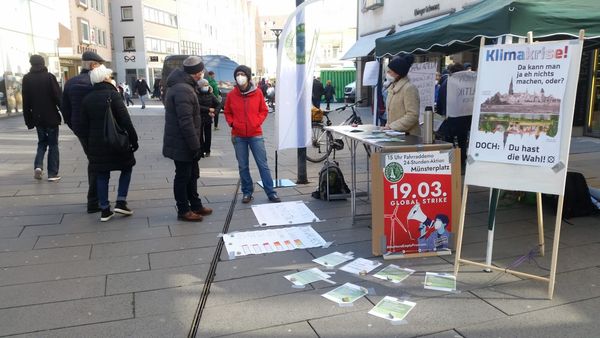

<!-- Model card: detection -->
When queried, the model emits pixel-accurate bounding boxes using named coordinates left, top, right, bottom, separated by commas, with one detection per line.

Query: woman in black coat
left=80, top=65, right=139, bottom=222
left=197, top=79, right=220, bottom=157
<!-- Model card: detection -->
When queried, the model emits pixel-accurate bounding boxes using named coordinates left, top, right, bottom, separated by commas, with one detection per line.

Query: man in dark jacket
left=61, top=50, right=104, bottom=213
left=134, top=77, right=151, bottom=109
left=163, top=56, right=212, bottom=222
left=312, top=77, right=324, bottom=108
left=22, top=54, right=63, bottom=182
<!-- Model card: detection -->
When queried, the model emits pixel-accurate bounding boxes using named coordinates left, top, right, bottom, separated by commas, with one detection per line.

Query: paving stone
left=197, top=288, right=373, bottom=337
left=0, top=226, right=22, bottom=238
left=135, top=284, right=202, bottom=318
left=553, top=222, right=600, bottom=247
left=106, top=263, right=209, bottom=294
left=166, top=219, right=225, bottom=235
left=91, top=234, right=218, bottom=258
left=418, top=330, right=464, bottom=338
left=149, top=246, right=216, bottom=269
left=218, top=321, right=319, bottom=338
left=458, top=234, right=557, bottom=262
left=0, top=245, right=90, bottom=268
left=457, top=296, right=600, bottom=338
left=205, top=270, right=311, bottom=308
left=0, top=255, right=148, bottom=287
left=319, top=227, right=372, bottom=245
left=34, top=227, right=170, bottom=249
left=0, top=294, right=133, bottom=336
left=20, top=217, right=150, bottom=237
left=308, top=240, right=374, bottom=261
left=0, top=214, right=63, bottom=227
left=0, top=237, right=37, bottom=252
left=214, top=250, right=317, bottom=282
left=309, top=293, right=505, bottom=338
left=0, top=276, right=105, bottom=309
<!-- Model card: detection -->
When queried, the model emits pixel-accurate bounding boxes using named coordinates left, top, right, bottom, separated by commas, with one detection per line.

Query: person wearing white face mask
left=196, top=79, right=219, bottom=157
left=382, top=54, right=420, bottom=136
left=224, top=65, right=281, bottom=204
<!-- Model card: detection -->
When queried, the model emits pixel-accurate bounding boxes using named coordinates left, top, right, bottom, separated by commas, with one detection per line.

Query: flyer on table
left=469, top=40, right=575, bottom=168
left=382, top=151, right=453, bottom=254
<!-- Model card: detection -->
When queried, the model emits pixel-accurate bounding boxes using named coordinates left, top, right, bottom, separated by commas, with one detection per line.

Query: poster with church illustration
left=468, top=40, right=573, bottom=168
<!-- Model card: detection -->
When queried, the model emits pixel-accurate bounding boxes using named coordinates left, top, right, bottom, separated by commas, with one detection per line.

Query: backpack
left=311, top=160, right=351, bottom=200
left=562, top=171, right=596, bottom=219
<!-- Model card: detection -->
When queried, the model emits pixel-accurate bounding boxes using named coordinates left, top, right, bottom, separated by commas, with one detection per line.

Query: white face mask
left=236, top=75, right=248, bottom=86
left=385, top=73, right=396, bottom=83
left=200, top=87, right=209, bottom=93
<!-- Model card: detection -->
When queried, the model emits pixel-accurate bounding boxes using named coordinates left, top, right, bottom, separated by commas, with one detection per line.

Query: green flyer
left=284, top=268, right=331, bottom=286
left=369, top=296, right=416, bottom=322
left=424, top=272, right=456, bottom=292
left=321, top=282, right=368, bottom=304
left=373, top=265, right=415, bottom=283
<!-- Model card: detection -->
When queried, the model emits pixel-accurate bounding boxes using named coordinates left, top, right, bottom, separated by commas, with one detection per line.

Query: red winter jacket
left=224, top=84, right=268, bottom=137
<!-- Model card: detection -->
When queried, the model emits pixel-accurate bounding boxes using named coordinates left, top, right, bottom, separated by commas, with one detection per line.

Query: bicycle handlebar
left=322, top=99, right=364, bottom=114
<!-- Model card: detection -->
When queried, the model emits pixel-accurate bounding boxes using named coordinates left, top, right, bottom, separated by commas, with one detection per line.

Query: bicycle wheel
left=306, top=124, right=333, bottom=163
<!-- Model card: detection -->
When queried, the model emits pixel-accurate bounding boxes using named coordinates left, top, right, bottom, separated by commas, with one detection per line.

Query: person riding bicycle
left=383, top=54, right=420, bottom=136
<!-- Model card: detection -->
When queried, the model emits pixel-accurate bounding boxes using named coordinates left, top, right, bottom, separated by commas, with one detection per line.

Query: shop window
left=121, top=6, right=133, bottom=21
left=123, top=36, right=136, bottom=51
left=78, top=0, right=89, bottom=9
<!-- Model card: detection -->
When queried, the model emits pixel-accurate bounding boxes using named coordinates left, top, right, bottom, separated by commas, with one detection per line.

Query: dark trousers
left=78, top=136, right=98, bottom=208
left=213, top=109, right=220, bottom=128
left=173, top=160, right=203, bottom=215
left=312, top=97, right=321, bottom=108
left=202, top=121, right=212, bottom=154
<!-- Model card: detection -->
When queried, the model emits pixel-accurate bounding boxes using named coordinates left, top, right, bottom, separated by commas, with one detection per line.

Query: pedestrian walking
left=224, top=65, right=281, bottom=204
left=382, top=54, right=421, bottom=136
left=79, top=65, right=139, bottom=222
left=324, top=80, right=335, bottom=110
left=152, top=78, right=161, bottom=99
left=22, top=54, right=63, bottom=182
left=122, top=82, right=134, bottom=106
left=206, top=71, right=222, bottom=130
left=134, top=77, right=151, bottom=109
left=162, top=56, right=212, bottom=222
left=197, top=79, right=219, bottom=157
left=61, top=50, right=105, bottom=213
left=312, top=77, right=324, bottom=108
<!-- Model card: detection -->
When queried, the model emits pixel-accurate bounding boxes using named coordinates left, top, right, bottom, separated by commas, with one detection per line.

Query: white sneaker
left=34, top=168, right=43, bottom=180
left=47, top=176, right=61, bottom=182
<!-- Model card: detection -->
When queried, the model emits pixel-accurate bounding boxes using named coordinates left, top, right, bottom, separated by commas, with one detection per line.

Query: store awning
left=341, top=29, right=391, bottom=60
left=375, top=0, right=600, bottom=57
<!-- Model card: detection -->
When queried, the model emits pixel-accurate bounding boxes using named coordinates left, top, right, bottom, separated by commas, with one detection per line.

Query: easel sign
left=454, top=33, right=584, bottom=299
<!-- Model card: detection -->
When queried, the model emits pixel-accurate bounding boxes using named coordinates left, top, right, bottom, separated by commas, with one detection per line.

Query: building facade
left=0, top=0, right=60, bottom=116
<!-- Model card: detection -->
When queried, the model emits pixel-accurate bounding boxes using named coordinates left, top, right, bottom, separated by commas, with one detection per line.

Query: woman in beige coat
left=383, top=55, right=421, bottom=136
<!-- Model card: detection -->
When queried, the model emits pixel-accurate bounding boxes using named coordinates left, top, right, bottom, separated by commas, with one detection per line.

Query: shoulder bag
left=104, top=97, right=130, bottom=153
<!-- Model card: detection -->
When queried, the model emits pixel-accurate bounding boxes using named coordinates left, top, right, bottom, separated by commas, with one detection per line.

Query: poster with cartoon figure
left=382, top=151, right=452, bottom=254
left=469, top=40, right=574, bottom=168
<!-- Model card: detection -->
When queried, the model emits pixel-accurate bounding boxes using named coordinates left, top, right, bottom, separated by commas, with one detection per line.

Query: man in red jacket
left=224, top=65, right=280, bottom=204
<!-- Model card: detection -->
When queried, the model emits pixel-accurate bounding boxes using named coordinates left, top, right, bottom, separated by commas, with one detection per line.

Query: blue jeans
left=34, top=126, right=59, bottom=177
left=139, top=94, right=147, bottom=107
left=96, top=169, right=132, bottom=209
left=231, top=136, right=275, bottom=197
left=173, top=160, right=203, bottom=215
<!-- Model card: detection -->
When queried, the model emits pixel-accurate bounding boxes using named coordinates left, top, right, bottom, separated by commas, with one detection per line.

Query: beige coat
left=385, top=77, right=420, bottom=136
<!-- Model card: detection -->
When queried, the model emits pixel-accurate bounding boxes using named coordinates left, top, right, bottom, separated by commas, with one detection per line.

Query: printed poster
left=382, top=151, right=452, bottom=254
left=469, top=40, right=573, bottom=167
left=446, top=70, right=477, bottom=118
left=408, top=62, right=437, bottom=122
left=251, top=201, right=320, bottom=227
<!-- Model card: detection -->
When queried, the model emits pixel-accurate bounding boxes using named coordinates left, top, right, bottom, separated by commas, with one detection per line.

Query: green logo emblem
left=384, top=162, right=403, bottom=183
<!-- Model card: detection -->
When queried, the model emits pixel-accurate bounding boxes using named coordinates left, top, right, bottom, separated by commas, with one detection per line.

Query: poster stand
left=453, top=30, right=585, bottom=299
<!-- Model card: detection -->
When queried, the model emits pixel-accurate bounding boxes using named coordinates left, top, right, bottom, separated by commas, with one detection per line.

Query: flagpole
left=296, top=0, right=308, bottom=184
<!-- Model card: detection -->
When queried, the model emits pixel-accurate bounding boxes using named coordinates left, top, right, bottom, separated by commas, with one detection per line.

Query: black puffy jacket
left=22, top=65, right=62, bottom=129
left=80, top=82, right=138, bottom=172
left=61, top=70, right=93, bottom=136
left=162, top=69, right=202, bottom=162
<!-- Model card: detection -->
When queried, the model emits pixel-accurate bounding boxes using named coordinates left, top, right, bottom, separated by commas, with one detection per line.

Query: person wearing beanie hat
left=383, top=54, right=421, bottom=136
left=79, top=62, right=139, bottom=222
left=61, top=50, right=106, bottom=212
left=224, top=65, right=281, bottom=204
left=162, top=55, right=212, bottom=222
left=196, top=78, right=219, bottom=157
left=22, top=54, right=63, bottom=181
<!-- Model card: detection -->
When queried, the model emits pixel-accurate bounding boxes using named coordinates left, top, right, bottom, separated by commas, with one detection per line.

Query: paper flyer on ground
left=373, top=265, right=415, bottom=283
left=251, top=201, right=320, bottom=226
left=339, top=258, right=382, bottom=275
left=284, top=268, right=331, bottom=286
left=381, top=151, right=453, bottom=254
left=469, top=40, right=577, bottom=168
left=223, top=225, right=326, bottom=257
left=424, top=272, right=456, bottom=292
left=312, top=252, right=354, bottom=268
left=368, top=296, right=416, bottom=322
left=321, top=282, right=368, bottom=304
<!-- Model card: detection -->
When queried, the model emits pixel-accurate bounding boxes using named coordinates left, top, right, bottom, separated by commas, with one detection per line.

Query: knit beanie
left=234, top=65, right=252, bottom=79
left=183, top=56, right=204, bottom=74
left=29, top=54, right=45, bottom=66
left=388, top=54, right=415, bottom=77
left=89, top=64, right=113, bottom=84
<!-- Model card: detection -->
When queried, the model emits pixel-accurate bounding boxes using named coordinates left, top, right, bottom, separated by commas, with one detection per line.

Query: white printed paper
left=408, top=62, right=437, bottom=122
left=312, top=252, right=354, bottom=268
left=339, top=258, right=382, bottom=275
left=223, top=225, right=326, bottom=258
left=252, top=201, right=320, bottom=226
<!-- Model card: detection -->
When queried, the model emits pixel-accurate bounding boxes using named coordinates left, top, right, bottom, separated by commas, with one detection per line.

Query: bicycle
left=306, top=100, right=364, bottom=163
